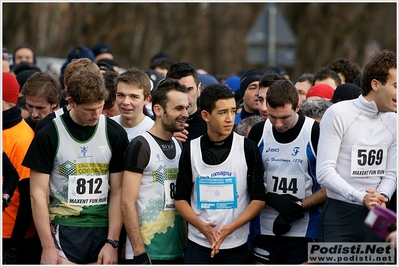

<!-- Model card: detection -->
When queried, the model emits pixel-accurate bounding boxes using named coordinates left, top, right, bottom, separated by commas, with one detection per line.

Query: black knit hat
left=16, top=70, right=38, bottom=92
left=331, top=83, right=361, bottom=103
left=235, top=69, right=265, bottom=101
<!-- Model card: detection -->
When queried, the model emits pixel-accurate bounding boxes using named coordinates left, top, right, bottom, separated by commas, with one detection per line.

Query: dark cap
left=67, top=45, right=95, bottom=63
left=16, top=70, right=38, bottom=92
left=331, top=83, right=361, bottom=103
left=91, top=42, right=113, bottom=57
left=265, top=65, right=288, bottom=76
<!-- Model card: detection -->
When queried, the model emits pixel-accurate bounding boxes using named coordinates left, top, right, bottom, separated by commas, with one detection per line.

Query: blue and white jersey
left=257, top=116, right=320, bottom=238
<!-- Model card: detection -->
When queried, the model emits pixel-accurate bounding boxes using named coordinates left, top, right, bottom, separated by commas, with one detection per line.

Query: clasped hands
left=201, top=221, right=232, bottom=258
left=363, top=188, right=388, bottom=210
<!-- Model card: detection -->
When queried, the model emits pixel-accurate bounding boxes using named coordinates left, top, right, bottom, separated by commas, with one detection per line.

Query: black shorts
left=51, top=224, right=108, bottom=264
left=318, top=198, right=382, bottom=242
left=252, top=234, right=315, bottom=264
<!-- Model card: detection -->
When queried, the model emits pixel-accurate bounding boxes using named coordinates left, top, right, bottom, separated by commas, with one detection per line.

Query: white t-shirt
left=111, top=115, right=154, bottom=141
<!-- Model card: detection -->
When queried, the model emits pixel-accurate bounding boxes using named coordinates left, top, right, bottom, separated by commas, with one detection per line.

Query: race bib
left=196, top=176, right=237, bottom=210
left=68, top=174, right=108, bottom=205
left=266, top=172, right=305, bottom=199
left=164, top=179, right=176, bottom=210
left=351, top=146, right=388, bottom=177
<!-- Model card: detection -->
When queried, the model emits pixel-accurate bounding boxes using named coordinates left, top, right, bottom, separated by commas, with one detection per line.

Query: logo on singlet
left=292, top=146, right=300, bottom=156
left=265, top=147, right=279, bottom=153
left=80, top=146, right=88, bottom=157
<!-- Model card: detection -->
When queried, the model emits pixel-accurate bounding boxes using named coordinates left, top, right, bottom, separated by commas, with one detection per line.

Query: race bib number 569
left=351, top=146, right=388, bottom=177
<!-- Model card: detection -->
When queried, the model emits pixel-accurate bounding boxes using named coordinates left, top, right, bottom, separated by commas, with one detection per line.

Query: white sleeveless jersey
left=50, top=115, right=112, bottom=227
left=111, top=115, right=154, bottom=142
left=125, top=131, right=185, bottom=260
left=258, top=117, right=319, bottom=238
left=188, top=133, right=250, bottom=249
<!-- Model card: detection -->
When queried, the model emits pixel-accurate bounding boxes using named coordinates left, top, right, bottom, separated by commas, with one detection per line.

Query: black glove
left=132, top=252, right=152, bottom=264
left=3, top=247, right=18, bottom=264
left=265, top=192, right=304, bottom=221
left=273, top=214, right=292, bottom=236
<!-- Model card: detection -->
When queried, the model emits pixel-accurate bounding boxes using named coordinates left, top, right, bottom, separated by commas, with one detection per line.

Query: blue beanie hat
left=60, top=45, right=95, bottom=75
left=224, top=75, right=241, bottom=92
left=198, top=73, right=219, bottom=87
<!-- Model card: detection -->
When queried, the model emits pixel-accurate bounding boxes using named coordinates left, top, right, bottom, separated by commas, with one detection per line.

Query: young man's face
left=161, top=90, right=189, bottom=133
left=70, top=100, right=104, bottom=126
left=178, top=75, right=200, bottom=116
left=266, top=102, right=299, bottom=133
left=116, top=82, right=149, bottom=121
left=257, top=86, right=269, bottom=120
left=374, top=68, right=397, bottom=113
left=243, top=81, right=259, bottom=113
left=25, top=95, right=55, bottom=123
left=203, top=98, right=236, bottom=139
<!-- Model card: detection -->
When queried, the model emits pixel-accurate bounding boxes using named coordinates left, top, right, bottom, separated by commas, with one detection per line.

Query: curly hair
left=66, top=68, right=108, bottom=105
left=327, top=58, right=361, bottom=84
left=361, top=50, right=397, bottom=96
left=299, top=98, right=332, bottom=121
left=64, top=58, right=101, bottom=86
left=235, top=115, right=262, bottom=136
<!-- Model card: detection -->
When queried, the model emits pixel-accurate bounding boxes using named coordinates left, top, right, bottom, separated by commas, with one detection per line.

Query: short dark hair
left=361, top=49, right=396, bottom=96
left=200, top=84, right=234, bottom=114
left=295, top=73, right=314, bottom=84
left=166, top=62, right=199, bottom=85
left=326, top=58, right=361, bottom=84
left=266, top=79, right=299, bottom=110
left=150, top=57, right=175, bottom=71
left=259, top=72, right=287, bottom=88
left=102, top=70, right=118, bottom=110
left=313, top=67, right=341, bottom=87
left=151, top=78, right=188, bottom=113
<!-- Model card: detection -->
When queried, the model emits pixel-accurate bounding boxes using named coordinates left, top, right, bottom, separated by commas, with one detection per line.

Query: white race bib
left=68, top=174, right=109, bottom=206
left=266, top=172, right=305, bottom=199
left=351, top=146, right=388, bottom=177
left=164, top=179, right=176, bottom=210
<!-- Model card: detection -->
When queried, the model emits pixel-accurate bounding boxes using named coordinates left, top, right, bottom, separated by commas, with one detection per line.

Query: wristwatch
left=295, top=200, right=303, bottom=207
left=2, top=193, right=11, bottom=210
left=106, top=239, right=119, bottom=249
left=380, top=193, right=389, bottom=203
